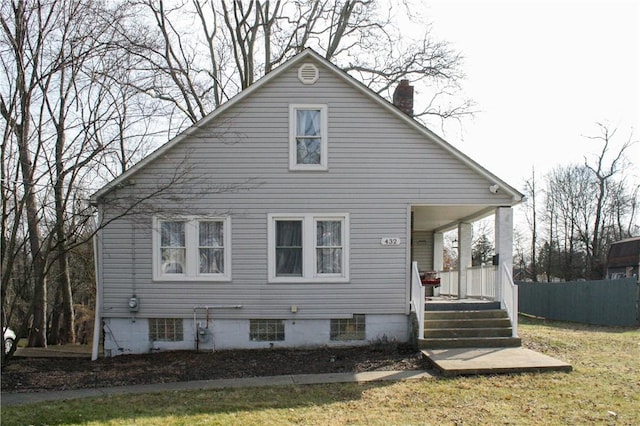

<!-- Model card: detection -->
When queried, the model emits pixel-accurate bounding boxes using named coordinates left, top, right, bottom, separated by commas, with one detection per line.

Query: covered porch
left=409, top=204, right=519, bottom=344
left=408, top=204, right=572, bottom=375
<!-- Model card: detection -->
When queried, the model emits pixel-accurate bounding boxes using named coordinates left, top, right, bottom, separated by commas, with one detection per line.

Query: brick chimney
left=393, top=79, right=414, bottom=116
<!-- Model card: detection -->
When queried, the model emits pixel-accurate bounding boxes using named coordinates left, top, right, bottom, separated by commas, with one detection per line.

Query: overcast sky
left=417, top=0, right=639, bottom=191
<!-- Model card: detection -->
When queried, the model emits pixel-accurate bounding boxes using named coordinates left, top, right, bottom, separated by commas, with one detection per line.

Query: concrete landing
left=422, top=347, right=572, bottom=376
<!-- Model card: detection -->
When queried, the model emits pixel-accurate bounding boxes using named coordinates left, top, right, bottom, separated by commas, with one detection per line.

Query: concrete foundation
left=102, top=315, right=409, bottom=356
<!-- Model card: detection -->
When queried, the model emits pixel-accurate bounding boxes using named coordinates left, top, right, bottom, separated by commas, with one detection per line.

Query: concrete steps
left=419, top=304, right=521, bottom=349
left=418, top=299, right=572, bottom=376
left=425, top=327, right=513, bottom=338
left=425, top=301, right=501, bottom=311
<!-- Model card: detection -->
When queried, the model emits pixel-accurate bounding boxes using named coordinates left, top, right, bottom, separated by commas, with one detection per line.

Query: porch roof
left=412, top=204, right=502, bottom=233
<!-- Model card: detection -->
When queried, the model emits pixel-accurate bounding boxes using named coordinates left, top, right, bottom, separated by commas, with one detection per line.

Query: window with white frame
left=289, top=104, right=327, bottom=170
left=153, top=217, right=230, bottom=281
left=268, top=213, right=349, bottom=282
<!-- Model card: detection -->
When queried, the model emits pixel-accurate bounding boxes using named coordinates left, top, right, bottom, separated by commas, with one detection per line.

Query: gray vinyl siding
left=411, top=231, right=434, bottom=272
left=99, top=57, right=513, bottom=320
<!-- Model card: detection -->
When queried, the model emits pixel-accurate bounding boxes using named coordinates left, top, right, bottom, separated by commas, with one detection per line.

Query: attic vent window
left=298, top=63, right=319, bottom=84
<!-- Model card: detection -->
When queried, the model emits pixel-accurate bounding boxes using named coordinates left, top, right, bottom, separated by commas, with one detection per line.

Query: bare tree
left=1, top=0, right=54, bottom=348
left=1, top=0, right=157, bottom=352
left=119, top=0, right=470, bottom=135
left=512, top=228, right=528, bottom=281
left=582, top=123, right=636, bottom=278
left=606, top=180, right=639, bottom=239
left=534, top=123, right=638, bottom=281
left=471, top=218, right=494, bottom=266
left=523, top=168, right=539, bottom=281
left=545, top=165, right=594, bottom=280
left=37, top=0, right=146, bottom=344
left=541, top=178, right=558, bottom=282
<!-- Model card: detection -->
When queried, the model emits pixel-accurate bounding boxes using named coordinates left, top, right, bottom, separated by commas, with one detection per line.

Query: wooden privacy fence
left=517, top=278, right=640, bottom=327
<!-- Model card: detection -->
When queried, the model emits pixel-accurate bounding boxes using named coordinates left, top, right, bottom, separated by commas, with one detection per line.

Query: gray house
left=91, top=49, right=523, bottom=357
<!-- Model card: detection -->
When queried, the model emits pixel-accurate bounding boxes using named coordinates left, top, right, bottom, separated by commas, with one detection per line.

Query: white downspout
left=91, top=212, right=103, bottom=361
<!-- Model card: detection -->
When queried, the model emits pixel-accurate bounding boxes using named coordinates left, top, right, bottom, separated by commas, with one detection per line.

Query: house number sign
left=380, top=237, right=401, bottom=246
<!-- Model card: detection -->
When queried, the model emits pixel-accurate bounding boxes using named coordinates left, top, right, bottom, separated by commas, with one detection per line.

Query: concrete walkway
left=1, top=370, right=433, bottom=407
left=423, top=347, right=572, bottom=376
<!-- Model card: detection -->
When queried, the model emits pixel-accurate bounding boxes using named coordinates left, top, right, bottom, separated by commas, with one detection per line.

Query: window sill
left=288, top=165, right=329, bottom=172
left=268, top=277, right=349, bottom=284
left=153, top=275, right=232, bottom=282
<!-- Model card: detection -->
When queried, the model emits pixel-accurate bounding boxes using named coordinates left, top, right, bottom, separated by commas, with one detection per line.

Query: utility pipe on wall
left=193, top=305, right=243, bottom=351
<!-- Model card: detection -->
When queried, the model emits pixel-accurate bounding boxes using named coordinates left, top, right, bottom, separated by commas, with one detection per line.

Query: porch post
left=457, top=222, right=472, bottom=299
left=433, top=232, right=444, bottom=296
left=494, top=207, right=514, bottom=301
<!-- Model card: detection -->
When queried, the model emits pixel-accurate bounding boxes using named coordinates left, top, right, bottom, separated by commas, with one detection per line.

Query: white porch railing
left=439, top=265, right=497, bottom=299
left=410, top=261, right=425, bottom=339
left=499, top=263, right=519, bottom=337
left=438, top=269, right=459, bottom=297
left=467, top=265, right=497, bottom=299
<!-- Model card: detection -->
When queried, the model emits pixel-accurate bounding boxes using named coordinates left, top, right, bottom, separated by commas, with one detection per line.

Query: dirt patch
left=2, top=344, right=429, bottom=393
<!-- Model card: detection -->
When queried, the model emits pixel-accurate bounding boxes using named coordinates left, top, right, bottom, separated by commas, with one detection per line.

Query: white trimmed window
left=153, top=217, right=231, bottom=281
left=268, top=213, right=349, bottom=283
left=289, top=104, right=328, bottom=170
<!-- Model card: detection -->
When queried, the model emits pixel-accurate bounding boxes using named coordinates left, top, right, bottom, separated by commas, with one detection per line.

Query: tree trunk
left=2, top=0, right=48, bottom=348
left=53, top=106, right=76, bottom=344
left=48, top=284, right=62, bottom=345
left=19, top=139, right=47, bottom=348
left=56, top=246, right=76, bottom=344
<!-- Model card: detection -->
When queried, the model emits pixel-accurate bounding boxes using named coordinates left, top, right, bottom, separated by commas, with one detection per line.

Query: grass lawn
left=2, top=317, right=639, bottom=425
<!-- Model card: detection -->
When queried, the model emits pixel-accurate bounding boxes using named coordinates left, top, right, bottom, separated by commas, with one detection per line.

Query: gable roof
left=91, top=48, right=523, bottom=204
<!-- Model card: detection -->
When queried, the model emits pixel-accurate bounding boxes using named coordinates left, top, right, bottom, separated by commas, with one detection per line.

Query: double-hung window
left=268, top=213, right=349, bottom=283
left=153, top=217, right=231, bottom=281
left=289, top=104, right=328, bottom=170
left=316, top=220, right=343, bottom=274
left=275, top=220, right=303, bottom=277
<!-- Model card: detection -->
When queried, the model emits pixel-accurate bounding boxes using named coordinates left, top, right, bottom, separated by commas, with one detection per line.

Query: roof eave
left=92, top=47, right=524, bottom=205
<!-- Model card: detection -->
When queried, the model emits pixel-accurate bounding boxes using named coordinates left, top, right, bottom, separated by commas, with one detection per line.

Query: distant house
left=606, top=237, right=640, bottom=279
left=91, top=49, right=523, bottom=357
